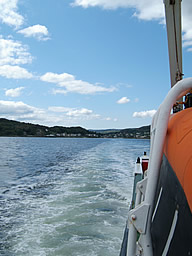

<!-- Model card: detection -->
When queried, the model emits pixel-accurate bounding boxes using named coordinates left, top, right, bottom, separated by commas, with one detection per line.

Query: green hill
left=0, top=118, right=94, bottom=137
left=0, top=118, right=150, bottom=138
left=102, top=125, right=150, bottom=138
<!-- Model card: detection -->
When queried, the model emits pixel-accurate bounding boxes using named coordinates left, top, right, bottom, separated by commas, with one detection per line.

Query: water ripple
left=0, top=137, right=150, bottom=256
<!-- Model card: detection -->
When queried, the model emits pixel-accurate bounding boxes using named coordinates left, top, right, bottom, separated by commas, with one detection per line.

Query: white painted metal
left=135, top=186, right=142, bottom=207
left=162, top=210, right=178, bottom=256
left=127, top=77, right=192, bottom=256
left=151, top=187, right=163, bottom=222
left=135, top=161, right=143, bottom=174
left=127, top=214, right=138, bottom=255
left=129, top=203, right=150, bottom=235
left=137, top=178, right=147, bottom=197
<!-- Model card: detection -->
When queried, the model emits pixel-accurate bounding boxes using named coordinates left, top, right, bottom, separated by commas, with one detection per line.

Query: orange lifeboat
left=151, top=108, right=192, bottom=255
left=164, top=108, right=192, bottom=212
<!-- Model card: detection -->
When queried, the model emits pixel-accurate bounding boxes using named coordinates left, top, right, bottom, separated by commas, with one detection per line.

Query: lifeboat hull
left=151, top=108, right=192, bottom=255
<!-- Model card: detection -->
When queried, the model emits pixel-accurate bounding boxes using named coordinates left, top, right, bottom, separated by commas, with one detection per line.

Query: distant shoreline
left=0, top=118, right=150, bottom=139
left=0, top=136, right=150, bottom=139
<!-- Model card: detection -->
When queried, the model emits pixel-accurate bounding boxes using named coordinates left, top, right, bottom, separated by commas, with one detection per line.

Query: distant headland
left=0, top=118, right=150, bottom=139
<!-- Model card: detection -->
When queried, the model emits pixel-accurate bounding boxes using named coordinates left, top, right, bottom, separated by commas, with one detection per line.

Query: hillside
left=98, top=125, right=150, bottom=139
left=0, top=118, right=150, bottom=138
left=0, top=118, right=94, bottom=137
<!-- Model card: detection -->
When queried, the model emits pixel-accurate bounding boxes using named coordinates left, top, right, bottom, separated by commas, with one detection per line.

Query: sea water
left=0, top=137, right=150, bottom=256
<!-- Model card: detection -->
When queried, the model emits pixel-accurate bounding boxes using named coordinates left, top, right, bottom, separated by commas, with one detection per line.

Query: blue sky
left=0, top=0, right=192, bottom=129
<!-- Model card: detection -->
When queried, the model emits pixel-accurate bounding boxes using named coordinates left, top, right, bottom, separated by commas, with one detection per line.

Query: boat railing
left=126, top=77, right=192, bottom=256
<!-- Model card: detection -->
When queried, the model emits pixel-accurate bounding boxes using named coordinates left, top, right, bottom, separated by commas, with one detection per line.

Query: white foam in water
left=0, top=137, right=150, bottom=256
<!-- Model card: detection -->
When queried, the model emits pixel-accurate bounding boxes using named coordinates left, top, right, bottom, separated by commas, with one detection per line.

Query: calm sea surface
left=0, top=137, right=150, bottom=256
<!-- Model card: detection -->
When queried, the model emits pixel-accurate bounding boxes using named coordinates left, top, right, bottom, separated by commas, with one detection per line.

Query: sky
left=0, top=0, right=192, bottom=129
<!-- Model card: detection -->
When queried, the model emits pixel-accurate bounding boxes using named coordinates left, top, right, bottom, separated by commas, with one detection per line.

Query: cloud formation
left=72, top=0, right=164, bottom=21
left=49, top=106, right=100, bottom=119
left=0, top=100, right=74, bottom=125
left=5, top=87, right=24, bottom=97
left=72, top=0, right=192, bottom=51
left=3, top=0, right=191, bottom=51
left=0, top=37, right=32, bottom=65
left=41, top=72, right=115, bottom=95
left=0, top=65, right=33, bottom=79
left=18, top=25, right=50, bottom=41
left=0, top=100, right=41, bottom=117
left=0, top=37, right=34, bottom=80
left=117, top=96, right=130, bottom=104
left=0, top=100, right=58, bottom=124
left=0, top=100, right=102, bottom=126
left=182, top=2, right=192, bottom=51
left=133, top=109, right=156, bottom=118
left=0, top=0, right=24, bottom=28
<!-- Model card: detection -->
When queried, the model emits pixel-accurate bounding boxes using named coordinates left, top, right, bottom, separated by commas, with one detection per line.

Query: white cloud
left=72, top=0, right=164, bottom=21
left=5, top=87, right=24, bottom=97
left=72, top=0, right=192, bottom=51
left=0, top=37, right=32, bottom=65
left=52, top=89, right=68, bottom=95
left=0, top=100, right=61, bottom=124
left=49, top=106, right=100, bottom=119
left=0, top=65, right=33, bottom=79
left=182, top=1, right=192, bottom=51
left=0, top=0, right=24, bottom=28
left=0, top=100, right=109, bottom=126
left=41, top=72, right=74, bottom=84
left=103, top=117, right=118, bottom=122
left=41, top=72, right=115, bottom=95
left=183, top=40, right=192, bottom=48
left=0, top=100, right=40, bottom=116
left=116, top=83, right=133, bottom=89
left=0, top=100, right=72, bottom=126
left=117, top=96, right=130, bottom=104
left=18, top=25, right=50, bottom=41
left=67, top=108, right=93, bottom=117
left=133, top=109, right=156, bottom=118
left=48, top=106, right=73, bottom=113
